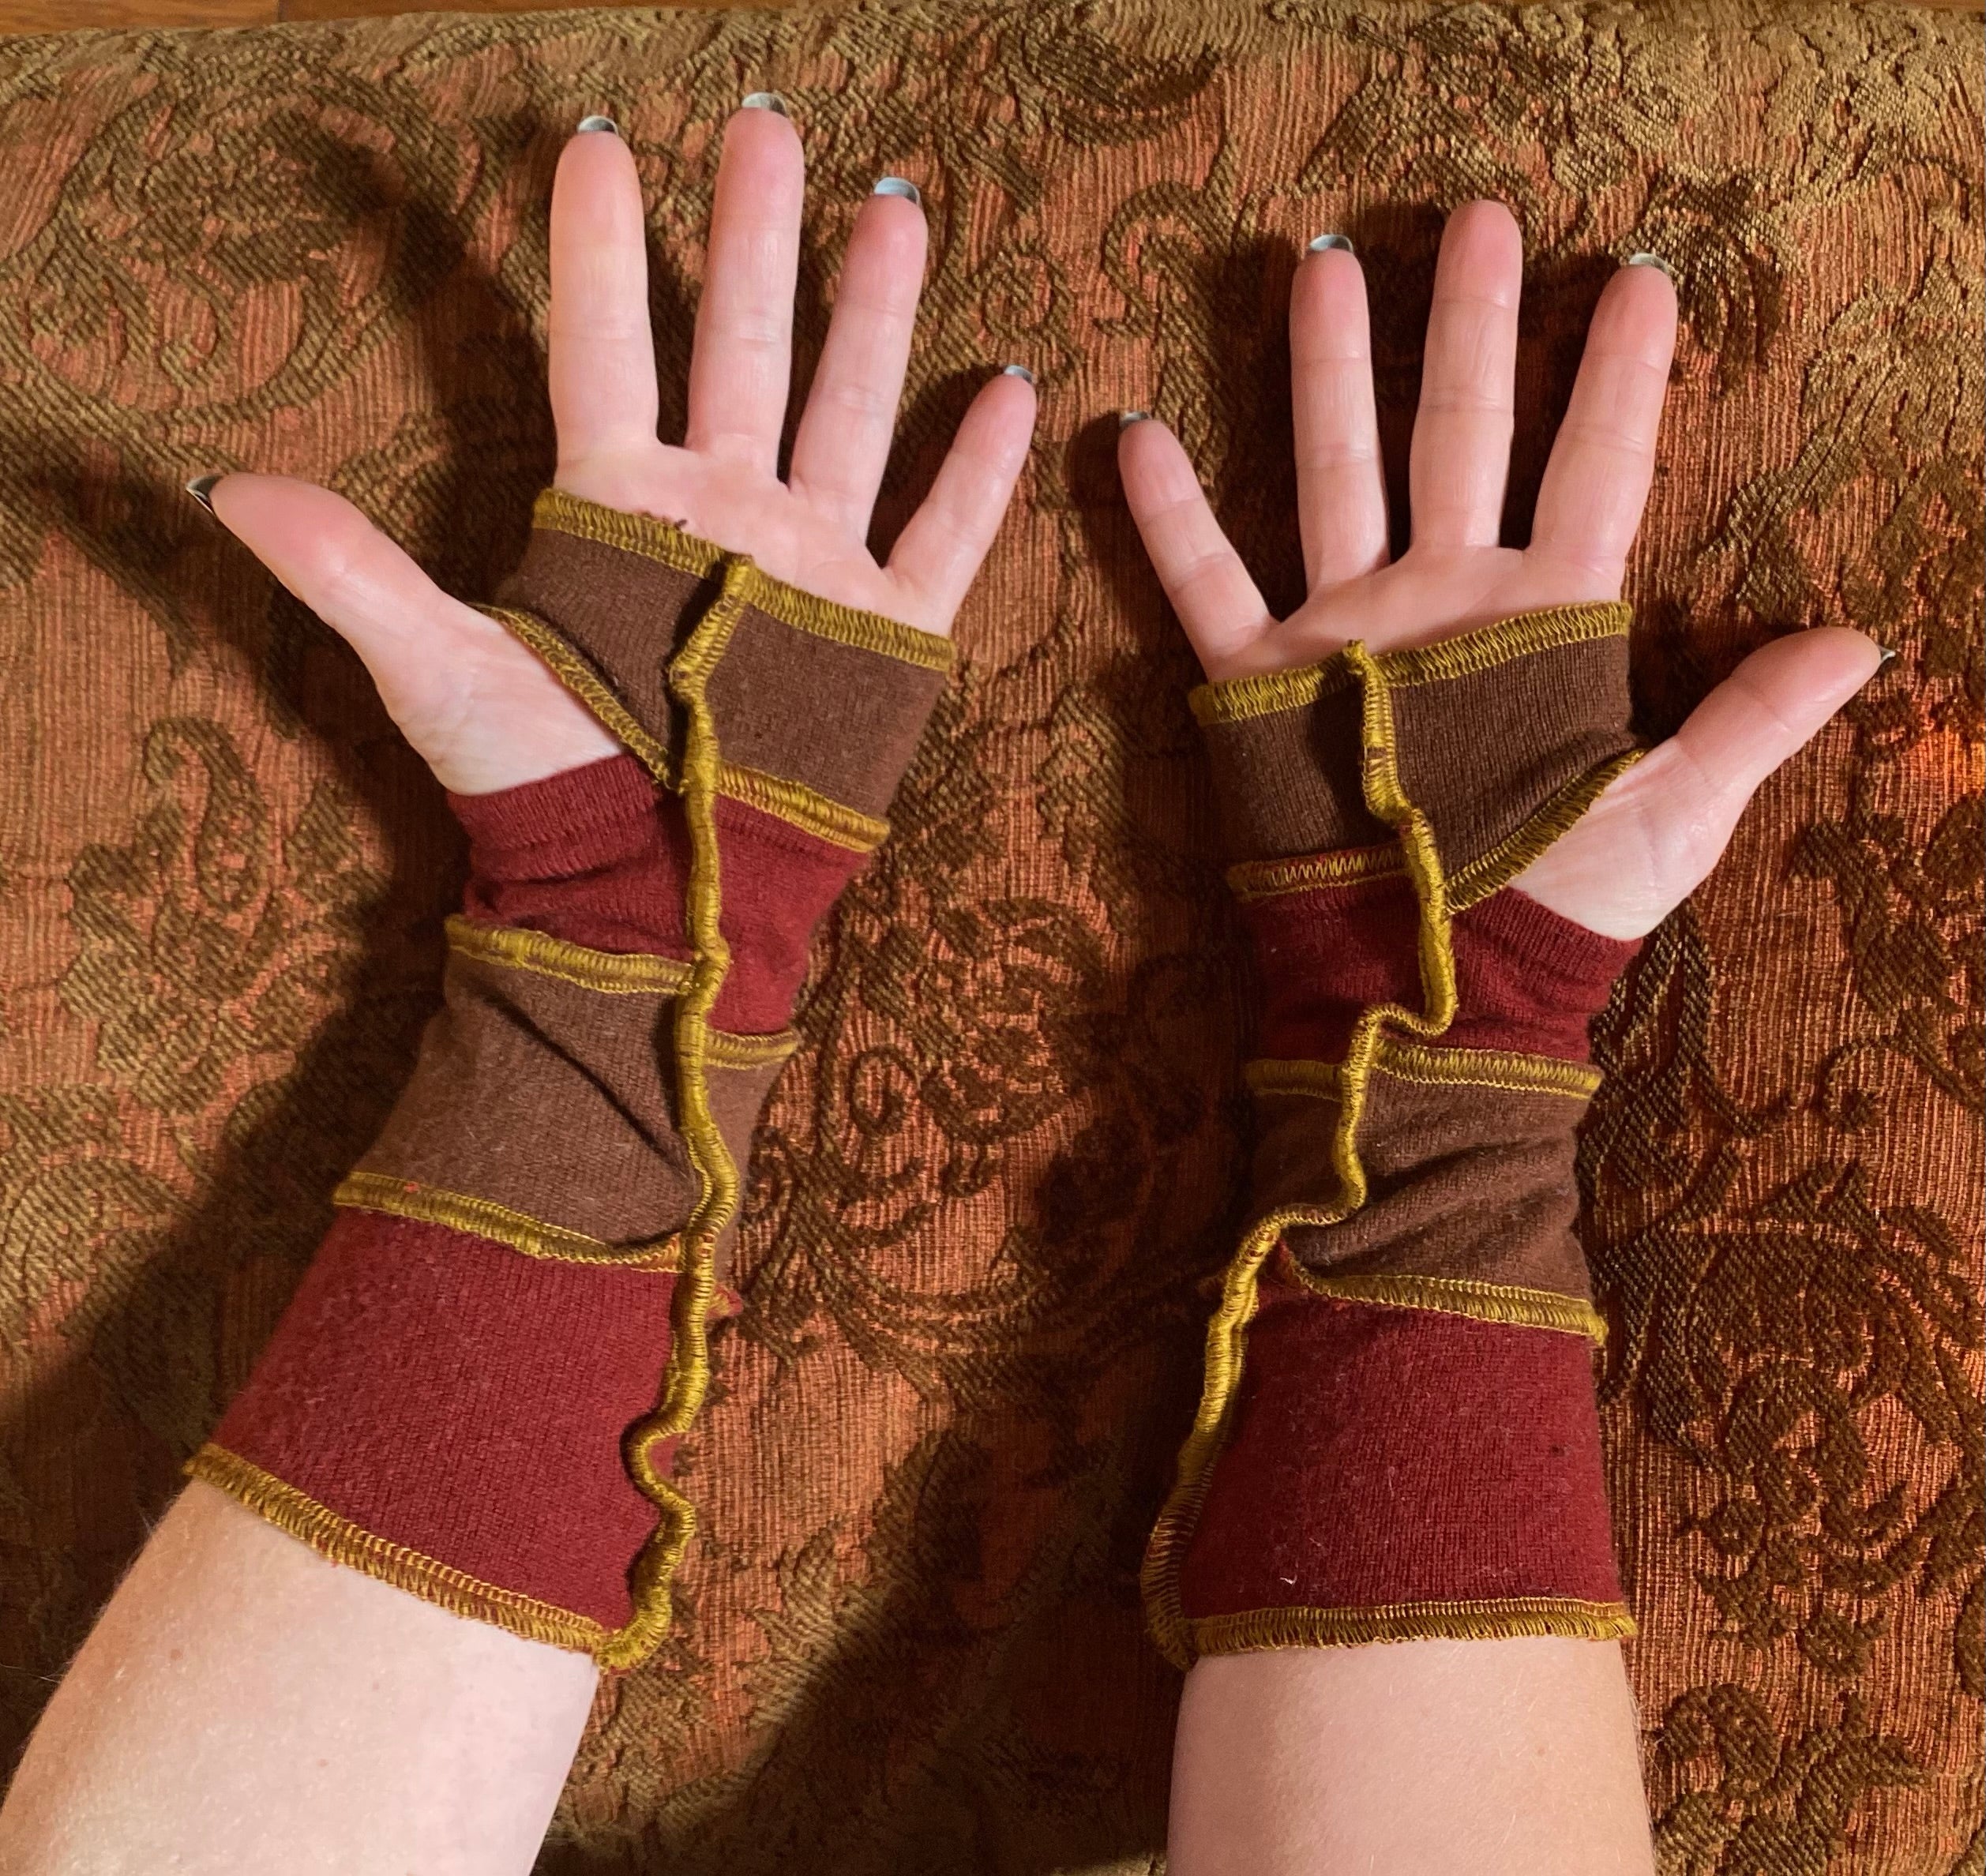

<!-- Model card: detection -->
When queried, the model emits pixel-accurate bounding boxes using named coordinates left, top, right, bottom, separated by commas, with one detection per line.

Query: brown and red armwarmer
left=189, top=489, right=949, bottom=1669
left=1143, top=605, right=1646, bottom=1667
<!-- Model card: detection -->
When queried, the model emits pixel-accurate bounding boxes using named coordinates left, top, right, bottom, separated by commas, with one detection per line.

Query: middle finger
left=1406, top=200, right=1522, bottom=552
left=683, top=99, right=805, bottom=473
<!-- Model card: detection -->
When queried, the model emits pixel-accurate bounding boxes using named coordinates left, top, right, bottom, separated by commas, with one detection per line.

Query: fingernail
left=1627, top=251, right=1676, bottom=282
left=873, top=176, right=922, bottom=206
left=1118, top=410, right=1149, bottom=430
left=741, top=91, right=788, bottom=116
left=185, top=474, right=222, bottom=515
left=1000, top=363, right=1035, bottom=385
left=1308, top=232, right=1354, bottom=254
left=1878, top=646, right=1899, bottom=667
left=576, top=114, right=618, bottom=136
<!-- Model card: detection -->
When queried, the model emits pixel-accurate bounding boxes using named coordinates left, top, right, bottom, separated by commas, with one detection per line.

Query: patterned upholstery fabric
left=0, top=5, right=1977, bottom=1869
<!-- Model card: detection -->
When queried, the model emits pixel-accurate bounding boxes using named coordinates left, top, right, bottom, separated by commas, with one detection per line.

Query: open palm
left=196, top=103, right=1035, bottom=797
left=1117, top=203, right=1883, bottom=939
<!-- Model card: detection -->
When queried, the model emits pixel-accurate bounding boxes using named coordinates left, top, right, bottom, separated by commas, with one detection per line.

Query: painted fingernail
left=185, top=474, right=222, bottom=515
left=1308, top=232, right=1354, bottom=254
left=1878, top=646, right=1900, bottom=667
left=741, top=92, right=788, bottom=116
left=1118, top=409, right=1149, bottom=430
left=576, top=114, right=618, bottom=136
left=1000, top=363, right=1035, bottom=385
left=873, top=176, right=922, bottom=206
left=1627, top=251, right=1676, bottom=282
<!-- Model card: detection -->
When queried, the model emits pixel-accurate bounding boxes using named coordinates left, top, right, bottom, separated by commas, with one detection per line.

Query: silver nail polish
left=1118, top=409, right=1149, bottom=430
left=741, top=92, right=789, bottom=116
left=185, top=474, right=221, bottom=515
left=1626, top=251, right=1676, bottom=282
left=873, top=176, right=922, bottom=206
left=1308, top=232, right=1354, bottom=254
left=1879, top=646, right=1900, bottom=667
left=576, top=115, right=618, bottom=136
left=1000, top=363, right=1036, bottom=385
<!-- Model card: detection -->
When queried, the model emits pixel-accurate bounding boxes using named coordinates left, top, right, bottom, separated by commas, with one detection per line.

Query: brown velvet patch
left=210, top=1210, right=678, bottom=1630
left=1179, top=1293, right=1622, bottom=1622
left=1253, top=1071, right=1595, bottom=1301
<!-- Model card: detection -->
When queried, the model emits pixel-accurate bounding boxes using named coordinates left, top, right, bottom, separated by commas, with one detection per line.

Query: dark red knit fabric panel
left=211, top=1210, right=677, bottom=1629
left=1177, top=1291, right=1624, bottom=1619
left=450, top=752, right=868, bottom=1034
left=1248, top=879, right=1639, bottom=1062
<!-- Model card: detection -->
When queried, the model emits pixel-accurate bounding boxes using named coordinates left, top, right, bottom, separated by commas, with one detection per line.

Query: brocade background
left=0, top=3, right=1980, bottom=1869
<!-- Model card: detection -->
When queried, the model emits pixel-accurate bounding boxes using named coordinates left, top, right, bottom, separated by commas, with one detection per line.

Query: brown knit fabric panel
left=1259, top=1077, right=1597, bottom=1304
left=355, top=951, right=698, bottom=1249
left=495, top=524, right=948, bottom=817
left=1, top=8, right=1977, bottom=1872
left=1391, top=634, right=1639, bottom=878
left=494, top=528, right=708, bottom=757
left=1199, top=685, right=1387, bottom=858
left=708, top=617, right=950, bottom=820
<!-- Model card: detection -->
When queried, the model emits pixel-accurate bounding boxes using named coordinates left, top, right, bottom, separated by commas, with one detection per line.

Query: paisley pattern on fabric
left=0, top=6, right=1977, bottom=1870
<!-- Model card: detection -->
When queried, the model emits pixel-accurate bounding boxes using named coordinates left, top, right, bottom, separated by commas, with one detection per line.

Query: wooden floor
left=5, top=0, right=1978, bottom=29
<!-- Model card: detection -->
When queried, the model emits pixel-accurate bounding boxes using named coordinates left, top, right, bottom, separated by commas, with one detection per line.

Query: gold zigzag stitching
left=186, top=1445, right=609, bottom=1654
left=333, top=1171, right=686, bottom=1271
left=475, top=604, right=675, bottom=786
left=717, top=762, right=889, bottom=852
left=1142, top=627, right=1635, bottom=1672
left=1189, top=1596, right=1637, bottom=1657
left=531, top=488, right=954, bottom=673
left=1447, top=747, right=1647, bottom=909
left=445, top=916, right=692, bottom=996
left=1185, top=600, right=1631, bottom=725
left=1287, top=1270, right=1609, bottom=1344
left=1247, top=1042, right=1599, bottom=1101
left=1226, top=843, right=1406, bottom=902
left=600, top=557, right=756, bottom=1672
left=441, top=917, right=798, bottom=1066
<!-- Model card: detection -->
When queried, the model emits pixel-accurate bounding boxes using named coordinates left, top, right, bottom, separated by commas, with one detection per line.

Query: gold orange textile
left=0, top=5, right=1978, bottom=1868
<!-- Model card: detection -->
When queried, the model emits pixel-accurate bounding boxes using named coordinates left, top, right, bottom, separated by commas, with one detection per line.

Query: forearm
left=1170, top=1640, right=1650, bottom=1875
left=0, top=1483, right=593, bottom=1875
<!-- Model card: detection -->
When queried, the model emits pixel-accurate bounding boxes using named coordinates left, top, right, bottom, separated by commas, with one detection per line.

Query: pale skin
left=0, top=100, right=1879, bottom=1876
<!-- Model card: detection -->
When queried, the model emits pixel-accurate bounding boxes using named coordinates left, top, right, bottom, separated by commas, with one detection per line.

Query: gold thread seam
left=444, top=917, right=692, bottom=996
left=1227, top=844, right=1406, bottom=902
left=716, top=763, right=888, bottom=853
left=1188, top=1598, right=1637, bottom=1656
left=1188, top=655, right=1355, bottom=724
left=601, top=557, right=753, bottom=1672
left=186, top=1445, right=609, bottom=1655
left=333, top=1172, right=685, bottom=1271
left=1373, top=1038, right=1601, bottom=1098
left=532, top=489, right=952, bottom=673
left=1376, top=602, right=1632, bottom=687
left=1285, top=1268, right=1608, bottom=1345
left=476, top=605, right=675, bottom=786
left=1448, top=747, right=1647, bottom=909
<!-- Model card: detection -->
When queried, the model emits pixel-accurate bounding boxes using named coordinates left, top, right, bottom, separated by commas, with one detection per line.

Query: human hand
left=191, top=103, right=1037, bottom=797
left=1117, top=201, right=1883, bottom=939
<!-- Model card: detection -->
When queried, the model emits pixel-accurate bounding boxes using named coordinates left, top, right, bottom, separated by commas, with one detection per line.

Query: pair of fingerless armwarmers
left=190, top=490, right=949, bottom=1669
left=1143, top=606, right=1646, bottom=1667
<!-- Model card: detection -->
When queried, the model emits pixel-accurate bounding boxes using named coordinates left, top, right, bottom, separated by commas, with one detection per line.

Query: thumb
left=1516, top=627, right=1887, bottom=938
left=197, top=474, right=616, bottom=795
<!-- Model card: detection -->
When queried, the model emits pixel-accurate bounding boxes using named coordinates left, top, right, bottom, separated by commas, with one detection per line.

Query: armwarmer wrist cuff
left=194, top=493, right=951, bottom=1668
left=1145, top=605, right=1645, bottom=1668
